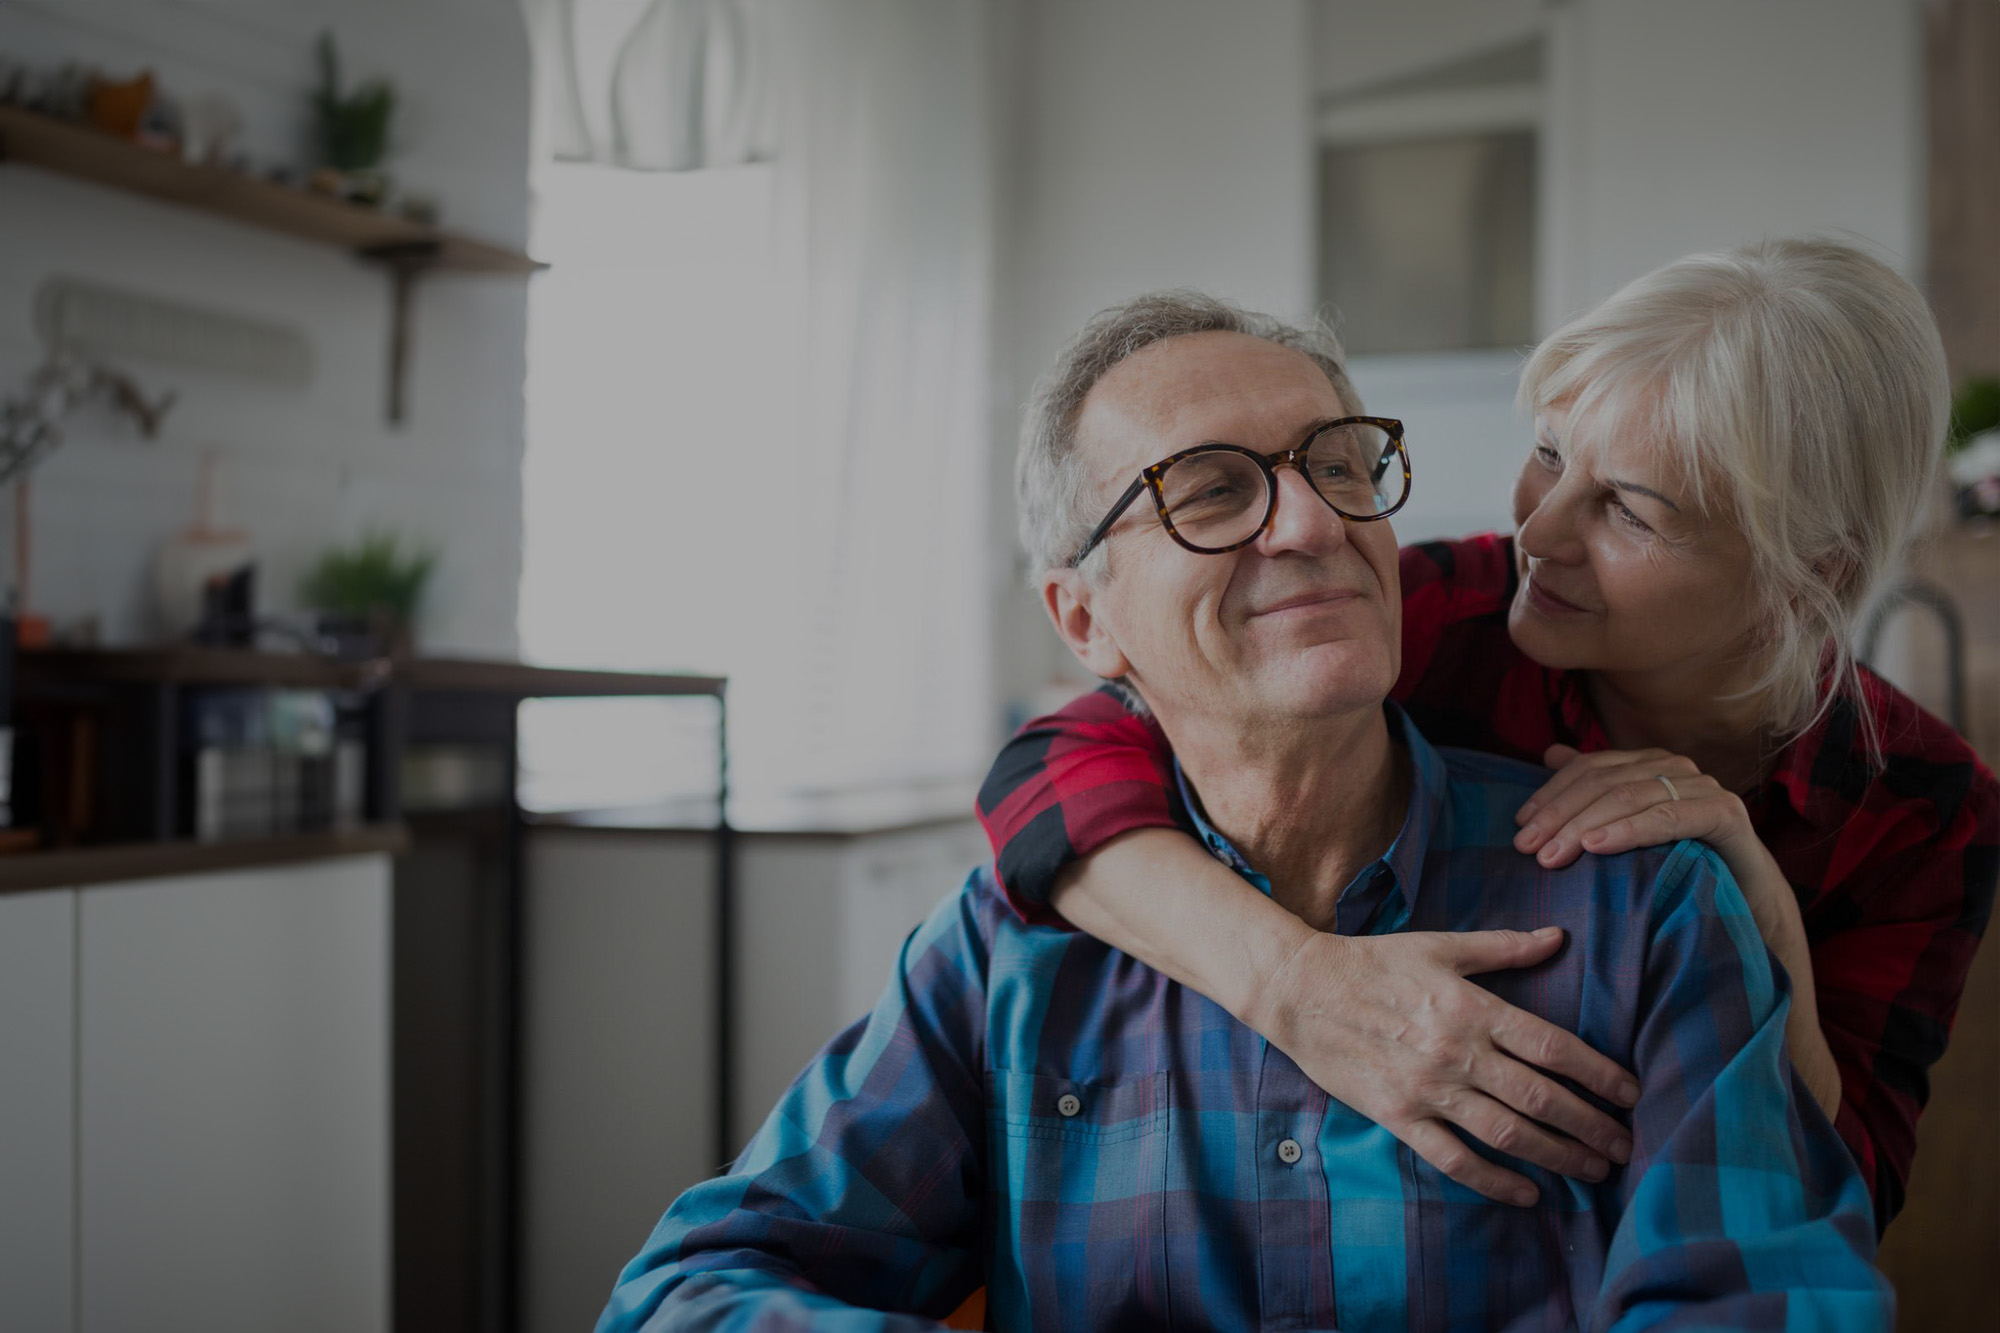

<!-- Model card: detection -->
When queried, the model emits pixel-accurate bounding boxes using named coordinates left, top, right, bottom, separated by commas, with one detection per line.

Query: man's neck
left=1170, top=706, right=1410, bottom=933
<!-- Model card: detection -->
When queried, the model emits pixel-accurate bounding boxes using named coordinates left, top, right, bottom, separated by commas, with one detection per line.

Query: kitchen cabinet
left=0, top=853, right=391, bottom=1333
left=0, top=888, right=76, bottom=1333
left=520, top=816, right=985, bottom=1333
left=14, top=646, right=729, bottom=1333
left=520, top=833, right=718, bottom=1333
left=77, top=854, right=390, bottom=1333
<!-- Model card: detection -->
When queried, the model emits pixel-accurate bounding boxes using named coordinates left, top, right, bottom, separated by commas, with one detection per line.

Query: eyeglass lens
left=1156, top=423, right=1405, bottom=551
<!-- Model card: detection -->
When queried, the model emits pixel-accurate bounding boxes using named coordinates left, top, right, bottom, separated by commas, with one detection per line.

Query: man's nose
left=1255, top=463, right=1347, bottom=555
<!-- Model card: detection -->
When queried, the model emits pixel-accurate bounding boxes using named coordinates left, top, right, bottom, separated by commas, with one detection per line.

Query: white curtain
left=762, top=0, right=997, bottom=792
left=518, top=0, right=997, bottom=805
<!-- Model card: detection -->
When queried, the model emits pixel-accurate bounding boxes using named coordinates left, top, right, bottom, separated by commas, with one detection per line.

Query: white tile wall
left=0, top=0, right=532, bottom=654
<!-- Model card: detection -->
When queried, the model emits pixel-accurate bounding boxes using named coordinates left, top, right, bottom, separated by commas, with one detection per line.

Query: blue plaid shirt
left=602, top=708, right=1888, bottom=1332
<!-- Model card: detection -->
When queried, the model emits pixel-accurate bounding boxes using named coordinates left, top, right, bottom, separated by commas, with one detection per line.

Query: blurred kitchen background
left=0, top=2, right=1994, bottom=1331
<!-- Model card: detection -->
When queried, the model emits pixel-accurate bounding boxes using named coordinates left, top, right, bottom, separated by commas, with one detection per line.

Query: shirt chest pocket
left=984, top=1070, right=1172, bottom=1331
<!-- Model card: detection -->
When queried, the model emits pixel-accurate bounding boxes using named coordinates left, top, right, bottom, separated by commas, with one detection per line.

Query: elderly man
left=599, top=295, right=1887, bottom=1332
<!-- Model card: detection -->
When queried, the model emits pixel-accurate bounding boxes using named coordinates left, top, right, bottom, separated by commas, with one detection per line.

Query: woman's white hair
left=1017, top=290, right=1361, bottom=583
left=1519, top=237, right=1951, bottom=750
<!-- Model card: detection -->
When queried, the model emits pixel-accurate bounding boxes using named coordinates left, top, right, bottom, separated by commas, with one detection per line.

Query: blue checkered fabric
left=601, top=708, right=1888, bottom=1332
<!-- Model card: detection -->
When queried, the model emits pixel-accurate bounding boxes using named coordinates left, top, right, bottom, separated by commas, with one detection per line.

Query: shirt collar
left=1758, top=684, right=1875, bottom=831
left=1173, top=702, right=1447, bottom=934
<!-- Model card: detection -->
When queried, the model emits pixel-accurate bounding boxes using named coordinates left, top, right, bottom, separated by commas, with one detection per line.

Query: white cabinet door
left=0, top=888, right=77, bottom=1333
left=735, top=823, right=985, bottom=1147
left=522, top=832, right=718, bottom=1333
left=77, top=856, right=390, bottom=1333
left=519, top=821, right=982, bottom=1333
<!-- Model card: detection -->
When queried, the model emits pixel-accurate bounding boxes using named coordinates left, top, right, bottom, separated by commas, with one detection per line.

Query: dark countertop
left=19, top=646, right=725, bottom=698
left=526, top=779, right=982, bottom=840
left=0, top=823, right=410, bottom=895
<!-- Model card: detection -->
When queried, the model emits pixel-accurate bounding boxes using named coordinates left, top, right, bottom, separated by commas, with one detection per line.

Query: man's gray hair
left=1016, top=291, right=1362, bottom=581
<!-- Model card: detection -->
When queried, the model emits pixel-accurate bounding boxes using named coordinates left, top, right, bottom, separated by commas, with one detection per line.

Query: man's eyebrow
left=1297, top=415, right=1345, bottom=443
left=1188, top=415, right=1344, bottom=451
left=1608, top=479, right=1681, bottom=513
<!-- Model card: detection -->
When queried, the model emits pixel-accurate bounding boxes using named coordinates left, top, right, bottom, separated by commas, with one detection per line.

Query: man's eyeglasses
left=1068, top=417, right=1411, bottom=568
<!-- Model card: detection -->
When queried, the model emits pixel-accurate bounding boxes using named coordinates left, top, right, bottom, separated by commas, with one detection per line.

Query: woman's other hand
left=1252, top=926, right=1639, bottom=1207
left=1512, top=745, right=1842, bottom=1117
left=1514, top=744, right=1758, bottom=869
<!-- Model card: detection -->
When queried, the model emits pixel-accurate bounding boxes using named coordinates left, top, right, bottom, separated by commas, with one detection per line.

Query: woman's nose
left=1257, top=463, right=1347, bottom=554
left=1515, top=477, right=1584, bottom=563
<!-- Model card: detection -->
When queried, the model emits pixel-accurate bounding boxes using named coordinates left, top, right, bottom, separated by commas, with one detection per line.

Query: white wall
left=991, top=0, right=1318, bottom=714
left=1541, top=0, right=1925, bottom=323
left=1311, top=0, right=1542, bottom=98
left=0, top=0, right=531, bottom=654
left=1324, top=0, right=1928, bottom=548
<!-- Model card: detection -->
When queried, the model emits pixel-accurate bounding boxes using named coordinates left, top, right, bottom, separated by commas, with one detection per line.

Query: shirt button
left=1277, top=1137, right=1303, bottom=1165
left=1056, top=1093, right=1082, bottom=1118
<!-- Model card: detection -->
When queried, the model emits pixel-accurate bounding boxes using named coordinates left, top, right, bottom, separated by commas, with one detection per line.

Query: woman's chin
left=1507, top=600, right=1599, bottom=672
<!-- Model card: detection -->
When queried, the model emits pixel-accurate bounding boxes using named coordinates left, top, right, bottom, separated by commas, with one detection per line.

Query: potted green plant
left=300, top=531, right=436, bottom=658
left=1948, top=375, right=2000, bottom=519
left=310, top=31, right=396, bottom=205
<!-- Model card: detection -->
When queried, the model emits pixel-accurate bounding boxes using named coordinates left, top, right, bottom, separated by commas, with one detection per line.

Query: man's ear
left=1040, top=569, right=1133, bottom=681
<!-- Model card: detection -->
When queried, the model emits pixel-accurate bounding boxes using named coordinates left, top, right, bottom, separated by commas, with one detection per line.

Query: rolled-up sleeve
left=974, top=688, right=1181, bottom=926
left=598, top=881, right=995, bottom=1333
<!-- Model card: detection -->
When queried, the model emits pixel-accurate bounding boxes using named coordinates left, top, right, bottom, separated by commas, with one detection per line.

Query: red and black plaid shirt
left=976, top=532, right=1998, bottom=1233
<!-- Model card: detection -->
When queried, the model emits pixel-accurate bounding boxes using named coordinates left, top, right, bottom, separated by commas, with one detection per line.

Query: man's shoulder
left=951, top=864, right=1083, bottom=957
left=1435, top=743, right=1548, bottom=799
left=1434, top=745, right=1569, bottom=851
left=895, top=866, right=1018, bottom=983
left=1433, top=744, right=1735, bottom=922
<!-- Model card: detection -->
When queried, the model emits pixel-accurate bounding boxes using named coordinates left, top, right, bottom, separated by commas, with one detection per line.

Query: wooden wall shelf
left=0, top=104, right=547, bottom=421
left=0, top=105, right=541, bottom=272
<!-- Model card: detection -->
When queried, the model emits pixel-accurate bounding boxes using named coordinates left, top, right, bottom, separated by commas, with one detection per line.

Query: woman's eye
left=1610, top=498, right=1654, bottom=533
left=1533, top=443, right=1561, bottom=468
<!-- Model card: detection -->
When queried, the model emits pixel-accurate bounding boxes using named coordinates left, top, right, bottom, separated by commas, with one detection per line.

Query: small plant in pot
left=310, top=31, right=396, bottom=205
left=1948, top=375, right=2000, bottom=520
left=301, top=531, right=436, bottom=659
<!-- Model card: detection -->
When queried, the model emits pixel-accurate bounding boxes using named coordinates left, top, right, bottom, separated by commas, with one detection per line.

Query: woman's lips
left=1523, top=574, right=1592, bottom=616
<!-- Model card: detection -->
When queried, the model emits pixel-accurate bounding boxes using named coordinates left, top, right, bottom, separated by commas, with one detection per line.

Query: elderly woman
left=977, top=238, right=1998, bottom=1231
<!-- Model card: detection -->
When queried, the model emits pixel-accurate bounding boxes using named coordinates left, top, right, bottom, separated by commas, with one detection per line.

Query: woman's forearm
left=1783, top=965, right=1843, bottom=1118
left=1049, top=828, right=1638, bottom=1204
left=1761, top=907, right=1842, bottom=1117
left=1731, top=854, right=1843, bottom=1119
left=1047, top=828, right=1314, bottom=1024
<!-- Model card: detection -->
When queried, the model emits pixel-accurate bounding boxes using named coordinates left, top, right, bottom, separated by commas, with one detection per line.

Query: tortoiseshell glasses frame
left=1066, top=416, right=1411, bottom=568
